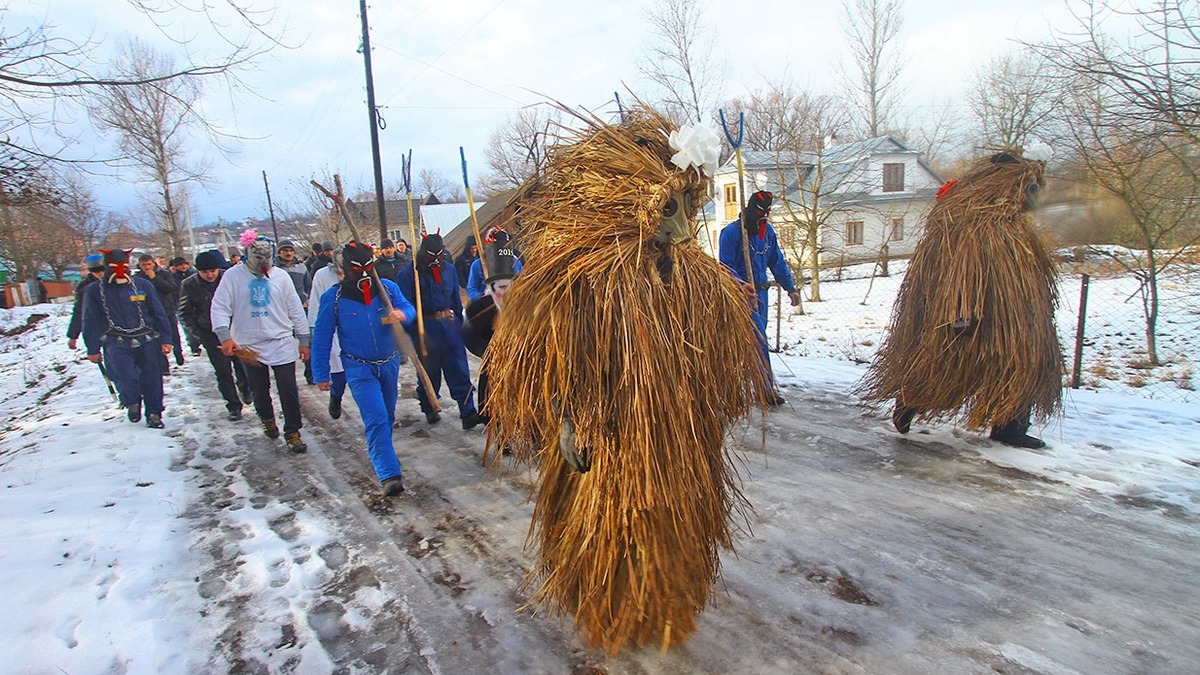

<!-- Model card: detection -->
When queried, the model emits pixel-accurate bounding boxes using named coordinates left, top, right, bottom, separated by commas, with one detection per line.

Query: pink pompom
left=239, top=229, right=258, bottom=247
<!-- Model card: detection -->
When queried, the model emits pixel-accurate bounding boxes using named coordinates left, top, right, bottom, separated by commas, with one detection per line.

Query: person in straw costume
left=857, top=145, right=1063, bottom=449
left=483, top=106, right=772, bottom=654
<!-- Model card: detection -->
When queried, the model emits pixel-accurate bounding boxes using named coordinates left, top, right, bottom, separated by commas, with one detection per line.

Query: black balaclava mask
left=418, top=233, right=448, bottom=285
left=339, top=241, right=378, bottom=305
left=100, top=248, right=134, bottom=285
left=743, top=190, right=773, bottom=240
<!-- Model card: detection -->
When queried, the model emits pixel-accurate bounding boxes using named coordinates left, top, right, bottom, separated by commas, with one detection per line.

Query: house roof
left=442, top=189, right=519, bottom=256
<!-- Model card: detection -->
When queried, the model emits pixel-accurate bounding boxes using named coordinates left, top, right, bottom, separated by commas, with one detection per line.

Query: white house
left=705, top=136, right=942, bottom=267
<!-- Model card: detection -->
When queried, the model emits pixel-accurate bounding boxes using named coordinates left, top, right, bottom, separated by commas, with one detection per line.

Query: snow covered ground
left=1, top=267, right=1197, bottom=673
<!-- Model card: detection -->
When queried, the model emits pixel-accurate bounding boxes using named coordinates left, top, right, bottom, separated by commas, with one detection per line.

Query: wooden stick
left=311, top=175, right=442, bottom=412
left=460, top=147, right=490, bottom=282
left=402, top=151, right=428, bottom=356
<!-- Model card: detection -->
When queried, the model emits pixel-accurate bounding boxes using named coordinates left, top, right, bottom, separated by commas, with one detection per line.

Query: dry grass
left=484, top=107, right=770, bottom=654
left=858, top=149, right=1065, bottom=429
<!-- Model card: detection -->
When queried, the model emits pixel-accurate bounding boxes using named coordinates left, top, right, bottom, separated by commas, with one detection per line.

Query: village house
left=704, top=136, right=942, bottom=270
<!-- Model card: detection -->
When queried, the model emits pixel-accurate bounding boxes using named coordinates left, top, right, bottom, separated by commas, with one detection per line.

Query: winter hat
left=195, top=251, right=221, bottom=271
left=276, top=241, right=296, bottom=252
left=169, top=256, right=187, bottom=267
left=85, top=254, right=105, bottom=272
left=482, top=228, right=517, bottom=284
left=381, top=238, right=395, bottom=249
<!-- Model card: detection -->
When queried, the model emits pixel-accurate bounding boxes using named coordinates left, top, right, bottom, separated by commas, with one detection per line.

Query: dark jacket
left=67, top=274, right=100, bottom=340
left=374, top=255, right=404, bottom=284
left=81, top=277, right=173, bottom=355
left=135, top=269, right=180, bottom=314
left=454, top=249, right=477, bottom=290
left=177, top=271, right=223, bottom=337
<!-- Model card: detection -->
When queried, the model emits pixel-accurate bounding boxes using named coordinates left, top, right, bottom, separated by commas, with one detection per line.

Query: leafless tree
left=839, top=0, right=906, bottom=138
left=89, top=39, right=215, bottom=258
left=0, top=1, right=282, bottom=205
left=968, top=50, right=1061, bottom=148
left=639, top=0, right=727, bottom=125
left=476, top=107, right=561, bottom=197
left=900, top=99, right=965, bottom=174
left=418, top=167, right=465, bottom=203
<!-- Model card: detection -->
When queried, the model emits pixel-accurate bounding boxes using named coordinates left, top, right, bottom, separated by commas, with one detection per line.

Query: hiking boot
left=145, top=413, right=164, bottom=429
left=285, top=431, right=307, bottom=454
left=990, top=431, right=1046, bottom=449
left=126, top=403, right=142, bottom=423
left=425, top=411, right=441, bottom=425
left=175, top=353, right=185, bottom=367
left=262, top=418, right=280, bottom=439
left=228, top=407, right=243, bottom=422
left=381, top=476, right=405, bottom=497
left=461, top=410, right=485, bottom=431
left=892, top=404, right=916, bottom=434
left=329, top=397, right=342, bottom=420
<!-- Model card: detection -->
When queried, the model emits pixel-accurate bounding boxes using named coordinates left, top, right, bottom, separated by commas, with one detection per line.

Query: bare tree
left=839, top=0, right=906, bottom=138
left=968, top=50, right=1061, bottom=148
left=89, top=39, right=214, bottom=258
left=0, top=1, right=281, bottom=205
left=476, top=107, right=560, bottom=197
left=418, top=167, right=465, bottom=203
left=639, top=0, right=727, bottom=125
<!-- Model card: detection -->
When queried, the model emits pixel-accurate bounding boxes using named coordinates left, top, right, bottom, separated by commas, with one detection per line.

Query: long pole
left=359, top=0, right=388, bottom=244
left=312, top=176, right=441, bottom=412
left=719, top=110, right=755, bottom=294
left=402, top=151, right=427, bottom=356
left=262, top=170, right=279, bottom=243
left=459, top=147, right=489, bottom=281
left=1072, top=273, right=1090, bottom=389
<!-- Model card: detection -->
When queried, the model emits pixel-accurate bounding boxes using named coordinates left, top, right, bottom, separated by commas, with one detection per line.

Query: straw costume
left=857, top=146, right=1063, bottom=443
left=484, top=107, right=771, bottom=654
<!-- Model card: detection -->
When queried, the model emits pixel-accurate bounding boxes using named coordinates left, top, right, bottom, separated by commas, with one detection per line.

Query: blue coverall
left=396, top=262, right=479, bottom=418
left=81, top=277, right=173, bottom=414
left=718, top=220, right=798, bottom=385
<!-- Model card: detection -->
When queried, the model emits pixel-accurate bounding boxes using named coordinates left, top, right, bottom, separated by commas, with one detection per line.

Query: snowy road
left=169, top=355, right=1199, bottom=674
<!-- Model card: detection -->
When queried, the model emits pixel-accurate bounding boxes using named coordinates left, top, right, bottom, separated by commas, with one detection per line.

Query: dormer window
left=883, top=162, right=905, bottom=192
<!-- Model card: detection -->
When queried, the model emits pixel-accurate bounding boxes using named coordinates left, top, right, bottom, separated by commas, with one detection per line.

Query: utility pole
left=262, top=170, right=280, bottom=243
left=359, top=0, right=388, bottom=244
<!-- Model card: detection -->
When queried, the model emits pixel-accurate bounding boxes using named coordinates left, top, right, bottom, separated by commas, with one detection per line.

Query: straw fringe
left=857, top=150, right=1064, bottom=429
left=485, top=107, right=771, bottom=654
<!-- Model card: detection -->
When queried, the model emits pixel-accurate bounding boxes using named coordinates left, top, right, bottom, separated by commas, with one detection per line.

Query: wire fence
left=765, top=256, right=1200, bottom=405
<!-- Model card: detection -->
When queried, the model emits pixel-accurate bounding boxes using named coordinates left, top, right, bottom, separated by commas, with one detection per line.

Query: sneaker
left=127, top=403, right=142, bottom=423
left=381, top=476, right=405, bottom=496
left=990, top=431, right=1046, bottom=449
left=146, top=413, right=164, bottom=429
left=461, top=410, right=485, bottom=430
left=425, top=411, right=441, bottom=425
left=262, top=418, right=280, bottom=439
left=285, top=431, right=307, bottom=454
left=892, top=404, right=916, bottom=434
left=190, top=347, right=202, bottom=357
left=228, top=407, right=243, bottom=421
left=329, top=397, right=342, bottom=420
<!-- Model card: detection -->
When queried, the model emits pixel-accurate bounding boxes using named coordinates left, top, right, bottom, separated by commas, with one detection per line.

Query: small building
left=706, top=136, right=942, bottom=268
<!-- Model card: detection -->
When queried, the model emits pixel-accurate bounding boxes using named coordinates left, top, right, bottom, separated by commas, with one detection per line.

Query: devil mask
left=100, top=248, right=134, bottom=284
left=339, top=241, right=379, bottom=305
left=418, top=233, right=448, bottom=284
left=742, top=190, right=773, bottom=239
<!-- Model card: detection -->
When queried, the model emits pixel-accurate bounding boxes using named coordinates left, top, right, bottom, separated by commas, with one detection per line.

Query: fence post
left=1072, top=273, right=1090, bottom=389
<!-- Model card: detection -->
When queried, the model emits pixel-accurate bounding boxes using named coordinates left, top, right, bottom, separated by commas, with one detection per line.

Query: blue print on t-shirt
left=249, top=277, right=272, bottom=318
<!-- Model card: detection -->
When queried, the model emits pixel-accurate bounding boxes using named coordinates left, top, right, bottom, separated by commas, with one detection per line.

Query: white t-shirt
left=210, top=263, right=310, bottom=367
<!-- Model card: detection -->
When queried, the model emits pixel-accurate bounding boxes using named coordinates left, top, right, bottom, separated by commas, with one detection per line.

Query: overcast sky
left=16, top=0, right=1076, bottom=227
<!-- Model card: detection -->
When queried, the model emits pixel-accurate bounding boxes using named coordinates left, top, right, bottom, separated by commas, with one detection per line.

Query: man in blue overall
left=397, top=233, right=485, bottom=429
left=718, top=190, right=802, bottom=406
left=81, top=248, right=174, bottom=428
left=312, top=242, right=416, bottom=496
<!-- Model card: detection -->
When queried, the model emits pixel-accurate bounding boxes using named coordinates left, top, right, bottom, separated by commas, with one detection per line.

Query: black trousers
left=245, top=360, right=302, bottom=434
left=199, top=332, right=242, bottom=412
